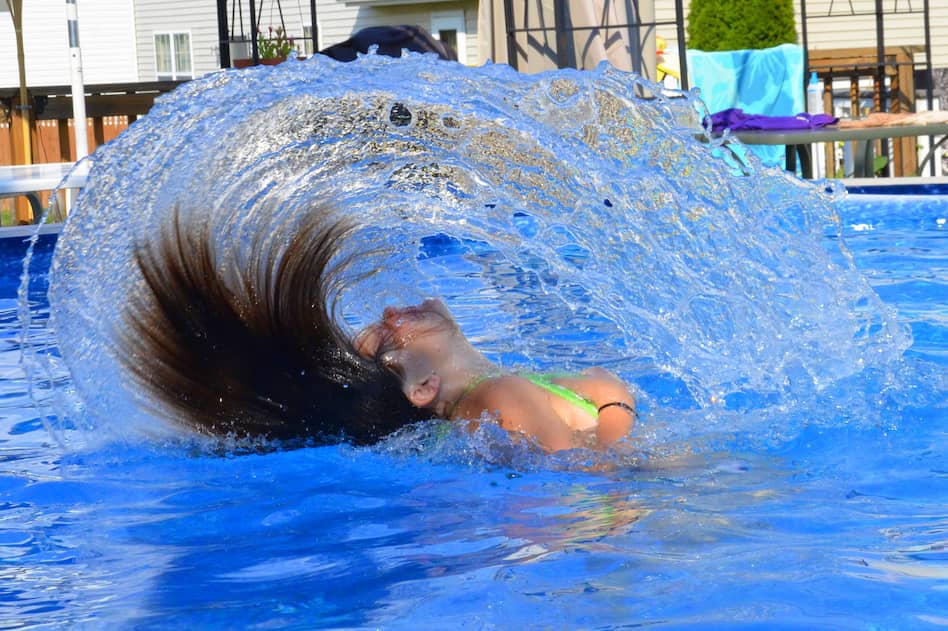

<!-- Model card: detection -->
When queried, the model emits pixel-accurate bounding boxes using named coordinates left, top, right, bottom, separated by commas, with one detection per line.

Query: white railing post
left=66, top=0, right=89, bottom=159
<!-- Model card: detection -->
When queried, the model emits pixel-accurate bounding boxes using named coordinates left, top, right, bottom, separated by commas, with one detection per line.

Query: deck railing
left=808, top=46, right=929, bottom=177
left=0, top=81, right=184, bottom=222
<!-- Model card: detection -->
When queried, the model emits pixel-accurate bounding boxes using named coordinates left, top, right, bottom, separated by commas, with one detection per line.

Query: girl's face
left=354, top=298, right=457, bottom=375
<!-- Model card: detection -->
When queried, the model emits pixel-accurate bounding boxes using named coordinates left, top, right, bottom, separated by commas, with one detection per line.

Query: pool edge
left=0, top=223, right=62, bottom=239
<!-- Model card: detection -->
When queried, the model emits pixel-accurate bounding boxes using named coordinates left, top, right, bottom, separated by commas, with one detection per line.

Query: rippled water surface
left=2, top=55, right=947, bottom=628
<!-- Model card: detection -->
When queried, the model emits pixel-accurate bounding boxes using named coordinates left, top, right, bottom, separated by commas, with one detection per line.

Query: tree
left=687, top=0, right=798, bottom=52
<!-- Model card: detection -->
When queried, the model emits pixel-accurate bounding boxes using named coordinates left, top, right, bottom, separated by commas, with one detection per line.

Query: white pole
left=638, top=0, right=656, bottom=83
left=65, top=0, right=88, bottom=159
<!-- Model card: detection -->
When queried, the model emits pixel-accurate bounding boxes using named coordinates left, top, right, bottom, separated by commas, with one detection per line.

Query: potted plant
left=232, top=26, right=297, bottom=68
left=229, top=37, right=254, bottom=68
left=257, top=25, right=295, bottom=65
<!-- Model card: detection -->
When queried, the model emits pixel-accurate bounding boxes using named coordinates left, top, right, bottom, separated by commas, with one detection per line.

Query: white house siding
left=0, top=0, right=138, bottom=89
left=219, top=1, right=477, bottom=65
left=8, top=1, right=938, bottom=87
left=133, top=0, right=220, bottom=80
left=653, top=0, right=948, bottom=69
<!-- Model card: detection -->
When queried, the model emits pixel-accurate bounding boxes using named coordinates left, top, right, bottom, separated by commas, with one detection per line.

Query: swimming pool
left=3, top=56, right=947, bottom=627
left=1, top=191, right=945, bottom=628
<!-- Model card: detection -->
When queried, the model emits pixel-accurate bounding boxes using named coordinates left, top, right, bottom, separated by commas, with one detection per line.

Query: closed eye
left=377, top=349, right=406, bottom=380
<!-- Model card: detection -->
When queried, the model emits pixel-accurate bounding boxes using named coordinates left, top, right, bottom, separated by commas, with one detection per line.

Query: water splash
left=44, top=53, right=909, bottom=445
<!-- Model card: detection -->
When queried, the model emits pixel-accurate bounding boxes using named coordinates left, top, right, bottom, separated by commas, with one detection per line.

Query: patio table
left=731, top=122, right=948, bottom=178
left=0, top=161, right=89, bottom=223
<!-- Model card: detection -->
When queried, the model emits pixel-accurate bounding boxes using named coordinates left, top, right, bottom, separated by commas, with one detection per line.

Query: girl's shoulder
left=466, top=373, right=535, bottom=399
left=457, top=374, right=543, bottom=414
left=455, top=373, right=580, bottom=451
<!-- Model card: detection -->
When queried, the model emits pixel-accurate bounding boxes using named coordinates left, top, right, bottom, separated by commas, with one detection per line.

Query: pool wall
left=842, top=176, right=948, bottom=196
left=0, top=224, right=59, bottom=296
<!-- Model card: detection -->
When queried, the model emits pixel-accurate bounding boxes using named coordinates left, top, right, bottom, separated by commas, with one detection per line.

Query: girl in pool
left=121, top=206, right=635, bottom=451
left=354, top=299, right=635, bottom=451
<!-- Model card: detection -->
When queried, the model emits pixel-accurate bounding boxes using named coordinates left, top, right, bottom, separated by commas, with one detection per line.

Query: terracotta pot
left=232, top=55, right=297, bottom=69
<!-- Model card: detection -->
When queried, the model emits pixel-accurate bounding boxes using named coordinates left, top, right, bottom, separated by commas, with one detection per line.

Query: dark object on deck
left=320, top=25, right=457, bottom=62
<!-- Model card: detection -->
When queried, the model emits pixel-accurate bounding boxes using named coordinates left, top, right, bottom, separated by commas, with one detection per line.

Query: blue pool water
left=1, top=200, right=946, bottom=628
left=3, top=55, right=948, bottom=627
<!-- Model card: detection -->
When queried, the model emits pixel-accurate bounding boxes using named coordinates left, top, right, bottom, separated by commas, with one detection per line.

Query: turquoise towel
left=687, top=44, right=805, bottom=168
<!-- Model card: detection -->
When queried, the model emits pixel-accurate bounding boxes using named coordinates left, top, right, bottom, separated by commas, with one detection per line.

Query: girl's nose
left=382, top=306, right=401, bottom=321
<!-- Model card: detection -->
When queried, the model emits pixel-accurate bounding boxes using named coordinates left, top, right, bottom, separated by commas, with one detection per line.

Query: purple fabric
left=708, top=108, right=838, bottom=133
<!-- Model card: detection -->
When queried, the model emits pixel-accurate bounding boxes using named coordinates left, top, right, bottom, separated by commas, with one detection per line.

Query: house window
left=431, top=10, right=467, bottom=64
left=437, top=29, right=458, bottom=56
left=155, top=32, right=193, bottom=80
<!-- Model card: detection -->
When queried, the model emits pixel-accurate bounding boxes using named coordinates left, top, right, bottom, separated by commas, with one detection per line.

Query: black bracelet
left=597, top=401, right=636, bottom=415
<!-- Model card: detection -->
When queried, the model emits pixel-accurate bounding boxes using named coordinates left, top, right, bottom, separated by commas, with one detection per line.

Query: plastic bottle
left=807, top=72, right=823, bottom=114
left=806, top=71, right=826, bottom=178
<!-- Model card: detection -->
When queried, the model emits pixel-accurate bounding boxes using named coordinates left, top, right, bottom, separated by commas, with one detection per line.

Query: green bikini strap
left=520, top=373, right=599, bottom=418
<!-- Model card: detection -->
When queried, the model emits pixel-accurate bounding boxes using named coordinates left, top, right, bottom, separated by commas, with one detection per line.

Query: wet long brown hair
left=120, top=205, right=428, bottom=445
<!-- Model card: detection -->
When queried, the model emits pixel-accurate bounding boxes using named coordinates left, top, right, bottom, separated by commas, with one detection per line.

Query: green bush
left=687, top=0, right=797, bottom=52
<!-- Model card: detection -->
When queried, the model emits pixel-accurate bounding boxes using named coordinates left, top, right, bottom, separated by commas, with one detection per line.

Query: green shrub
left=687, top=0, right=798, bottom=52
